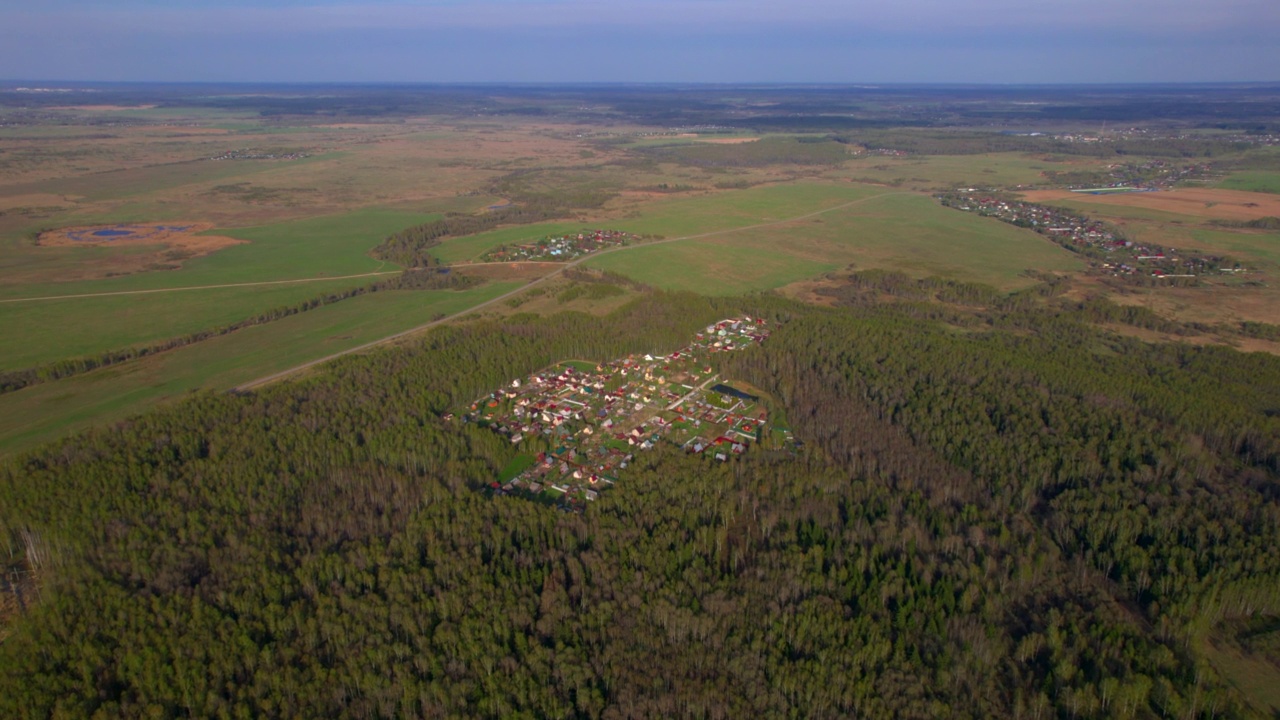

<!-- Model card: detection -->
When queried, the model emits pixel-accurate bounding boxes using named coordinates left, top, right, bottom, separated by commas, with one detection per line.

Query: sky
left=2, top=0, right=1278, bottom=84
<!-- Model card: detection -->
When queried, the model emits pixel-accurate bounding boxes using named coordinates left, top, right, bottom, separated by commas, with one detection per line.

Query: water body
left=711, top=384, right=757, bottom=402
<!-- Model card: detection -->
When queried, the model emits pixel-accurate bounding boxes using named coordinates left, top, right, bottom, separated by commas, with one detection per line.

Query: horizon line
left=6, top=79, right=1280, bottom=88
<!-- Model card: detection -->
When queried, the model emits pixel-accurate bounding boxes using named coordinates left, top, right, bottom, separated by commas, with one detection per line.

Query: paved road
left=225, top=191, right=904, bottom=391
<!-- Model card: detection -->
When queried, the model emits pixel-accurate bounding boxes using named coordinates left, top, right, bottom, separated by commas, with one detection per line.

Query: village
left=480, top=229, right=642, bottom=263
left=209, top=148, right=310, bottom=161
left=1038, top=159, right=1217, bottom=192
left=460, top=318, right=780, bottom=510
left=936, top=192, right=1235, bottom=279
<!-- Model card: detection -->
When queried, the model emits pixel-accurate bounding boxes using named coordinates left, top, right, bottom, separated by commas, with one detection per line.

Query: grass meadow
left=431, top=182, right=884, bottom=263
left=1186, top=229, right=1280, bottom=268
left=2, top=207, right=432, bottom=298
left=1218, top=171, right=1280, bottom=194
left=0, top=208, right=443, bottom=370
left=0, top=279, right=386, bottom=371
left=0, top=281, right=521, bottom=456
left=836, top=152, right=1079, bottom=190
left=1201, top=636, right=1280, bottom=717
left=585, top=189, right=1083, bottom=293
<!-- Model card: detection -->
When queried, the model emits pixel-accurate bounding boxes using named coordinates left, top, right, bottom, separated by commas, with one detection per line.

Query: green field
left=623, top=182, right=886, bottom=237
left=498, top=454, right=537, bottom=482
left=0, top=279, right=392, bottom=371
left=1201, top=636, right=1280, bottom=716
left=837, top=152, right=1076, bottom=190
left=0, top=208, right=443, bottom=370
left=588, top=241, right=836, bottom=295
left=1033, top=198, right=1280, bottom=271
left=430, top=183, right=883, bottom=264
left=432, top=222, right=589, bottom=263
left=5, top=154, right=341, bottom=204
left=586, top=191, right=1083, bottom=293
left=1187, top=229, right=1280, bottom=268
left=0, top=207, right=432, bottom=299
left=1034, top=197, right=1208, bottom=224
left=0, top=281, right=520, bottom=457
left=1218, top=171, right=1280, bottom=194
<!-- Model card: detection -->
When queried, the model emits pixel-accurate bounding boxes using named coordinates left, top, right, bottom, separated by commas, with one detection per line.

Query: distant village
left=1037, top=160, right=1217, bottom=192
left=937, top=192, right=1238, bottom=279
left=1014, top=127, right=1280, bottom=149
left=480, top=229, right=641, bottom=263
left=460, top=318, right=785, bottom=511
left=209, top=148, right=310, bottom=161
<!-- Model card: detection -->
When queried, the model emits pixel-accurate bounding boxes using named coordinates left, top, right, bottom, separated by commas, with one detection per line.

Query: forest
left=1, top=278, right=1278, bottom=718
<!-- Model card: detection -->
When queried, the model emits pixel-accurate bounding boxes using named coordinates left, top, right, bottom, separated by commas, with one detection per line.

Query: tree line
left=0, top=269, right=480, bottom=396
left=372, top=204, right=574, bottom=267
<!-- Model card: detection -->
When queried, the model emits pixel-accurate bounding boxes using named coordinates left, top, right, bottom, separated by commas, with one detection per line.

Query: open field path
left=0, top=271, right=402, bottom=304
left=233, top=191, right=909, bottom=391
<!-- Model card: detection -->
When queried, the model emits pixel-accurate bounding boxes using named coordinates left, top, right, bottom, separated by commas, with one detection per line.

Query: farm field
left=618, top=182, right=886, bottom=236
left=0, top=281, right=520, bottom=456
left=3, top=86, right=1278, bottom=459
left=433, top=182, right=1056, bottom=296
left=1009, top=186, right=1280, bottom=325
left=587, top=241, right=837, bottom=295
left=430, top=182, right=883, bottom=263
left=836, top=151, right=1086, bottom=190
left=1184, top=228, right=1280, bottom=268
left=0, top=207, right=446, bottom=370
left=586, top=191, right=1083, bottom=292
left=1217, top=170, right=1280, bottom=194
left=1201, top=635, right=1280, bottom=717
left=1, top=207, right=433, bottom=293
left=0, top=277, right=388, bottom=371
left=1020, top=187, right=1280, bottom=223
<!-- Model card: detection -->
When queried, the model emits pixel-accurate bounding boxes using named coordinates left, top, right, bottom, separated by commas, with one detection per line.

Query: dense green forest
left=1, top=282, right=1278, bottom=718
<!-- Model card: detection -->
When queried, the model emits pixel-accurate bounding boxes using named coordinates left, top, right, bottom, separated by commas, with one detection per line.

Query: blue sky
left=2, top=0, right=1277, bottom=83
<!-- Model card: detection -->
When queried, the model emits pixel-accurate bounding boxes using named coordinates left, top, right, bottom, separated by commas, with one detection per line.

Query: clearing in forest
left=471, top=317, right=779, bottom=510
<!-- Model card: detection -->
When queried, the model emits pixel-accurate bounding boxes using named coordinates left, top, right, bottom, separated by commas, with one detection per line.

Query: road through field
left=0, top=271, right=402, bottom=304
left=232, top=191, right=908, bottom=391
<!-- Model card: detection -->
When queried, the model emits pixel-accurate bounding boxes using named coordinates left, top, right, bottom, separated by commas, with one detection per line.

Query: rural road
left=0, top=271, right=402, bottom=304
left=233, top=191, right=906, bottom=392
left=667, top=373, right=721, bottom=411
